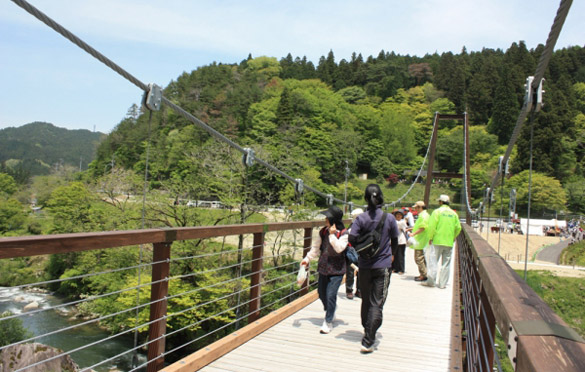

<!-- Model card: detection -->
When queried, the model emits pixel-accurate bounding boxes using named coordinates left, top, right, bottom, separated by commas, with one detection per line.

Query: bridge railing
left=457, top=225, right=585, bottom=372
left=0, top=221, right=326, bottom=372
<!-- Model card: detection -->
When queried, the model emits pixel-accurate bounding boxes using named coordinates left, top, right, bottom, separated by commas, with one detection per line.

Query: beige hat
left=412, top=201, right=425, bottom=208
left=350, top=208, right=364, bottom=218
left=438, top=194, right=450, bottom=203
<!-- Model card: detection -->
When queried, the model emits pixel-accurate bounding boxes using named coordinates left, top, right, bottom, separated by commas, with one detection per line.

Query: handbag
left=353, top=212, right=387, bottom=259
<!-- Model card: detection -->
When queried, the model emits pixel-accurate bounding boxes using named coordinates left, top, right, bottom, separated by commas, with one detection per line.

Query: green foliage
left=518, top=270, right=585, bottom=338
left=0, top=122, right=104, bottom=179
left=0, top=311, right=32, bottom=347
left=506, top=171, right=567, bottom=212
left=564, top=176, right=585, bottom=213
left=560, top=240, right=585, bottom=267
left=0, top=198, right=27, bottom=235
left=45, top=182, right=99, bottom=233
left=0, top=173, right=17, bottom=196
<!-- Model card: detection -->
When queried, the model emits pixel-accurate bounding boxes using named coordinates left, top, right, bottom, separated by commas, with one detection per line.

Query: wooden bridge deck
left=200, top=248, right=457, bottom=372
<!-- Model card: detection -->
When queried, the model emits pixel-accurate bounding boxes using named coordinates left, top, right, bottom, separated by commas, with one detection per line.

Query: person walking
left=391, top=209, right=407, bottom=275
left=424, top=195, right=462, bottom=289
left=409, top=201, right=429, bottom=282
left=348, top=184, right=399, bottom=353
left=301, top=205, right=348, bottom=334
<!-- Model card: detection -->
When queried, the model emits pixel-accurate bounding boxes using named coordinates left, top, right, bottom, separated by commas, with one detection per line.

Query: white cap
left=438, top=194, right=450, bottom=203
left=350, top=208, right=364, bottom=218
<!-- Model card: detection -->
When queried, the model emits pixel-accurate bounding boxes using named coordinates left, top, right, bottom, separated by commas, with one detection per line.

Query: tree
left=488, top=64, right=520, bottom=144
left=0, top=311, right=31, bottom=347
left=564, top=176, right=585, bottom=213
left=506, top=171, right=567, bottom=213
left=45, top=182, right=98, bottom=233
left=0, top=198, right=27, bottom=235
left=0, top=173, right=17, bottom=196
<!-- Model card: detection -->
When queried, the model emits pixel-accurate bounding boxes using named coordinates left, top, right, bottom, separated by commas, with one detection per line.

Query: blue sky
left=0, top=0, right=583, bottom=133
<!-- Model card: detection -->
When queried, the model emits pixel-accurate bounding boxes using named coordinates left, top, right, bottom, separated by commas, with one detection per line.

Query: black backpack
left=353, top=212, right=387, bottom=259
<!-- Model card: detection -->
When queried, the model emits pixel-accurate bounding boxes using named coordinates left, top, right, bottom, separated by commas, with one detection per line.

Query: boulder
left=23, top=301, right=39, bottom=312
left=0, top=342, right=79, bottom=372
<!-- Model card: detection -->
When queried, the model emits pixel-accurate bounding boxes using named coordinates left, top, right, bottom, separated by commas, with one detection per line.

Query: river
left=0, top=287, right=147, bottom=371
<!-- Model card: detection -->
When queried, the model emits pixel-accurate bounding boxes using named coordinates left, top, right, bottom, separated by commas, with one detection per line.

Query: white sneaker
left=360, top=344, right=374, bottom=353
left=320, top=320, right=332, bottom=334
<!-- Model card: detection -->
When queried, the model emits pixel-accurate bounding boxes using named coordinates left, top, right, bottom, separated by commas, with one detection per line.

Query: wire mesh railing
left=0, top=221, right=324, bottom=372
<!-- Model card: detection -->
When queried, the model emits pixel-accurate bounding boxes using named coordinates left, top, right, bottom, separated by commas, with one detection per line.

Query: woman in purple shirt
left=348, top=184, right=399, bottom=353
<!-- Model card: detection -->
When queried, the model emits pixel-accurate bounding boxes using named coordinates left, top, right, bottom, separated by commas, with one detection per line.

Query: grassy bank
left=560, top=240, right=585, bottom=267
left=515, top=270, right=585, bottom=337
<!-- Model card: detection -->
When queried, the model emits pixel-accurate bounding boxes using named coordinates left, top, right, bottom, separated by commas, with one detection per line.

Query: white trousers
left=426, top=244, right=453, bottom=288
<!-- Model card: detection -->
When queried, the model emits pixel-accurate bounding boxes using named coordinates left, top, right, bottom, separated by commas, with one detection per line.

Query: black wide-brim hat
left=320, top=205, right=344, bottom=223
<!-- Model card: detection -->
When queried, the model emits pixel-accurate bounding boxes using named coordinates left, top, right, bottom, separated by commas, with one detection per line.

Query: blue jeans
left=318, top=274, right=343, bottom=322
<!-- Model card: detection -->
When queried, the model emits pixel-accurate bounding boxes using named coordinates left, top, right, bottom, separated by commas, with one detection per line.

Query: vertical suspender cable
left=524, top=115, right=535, bottom=280
left=133, top=109, right=153, bottom=366
left=498, top=158, right=505, bottom=255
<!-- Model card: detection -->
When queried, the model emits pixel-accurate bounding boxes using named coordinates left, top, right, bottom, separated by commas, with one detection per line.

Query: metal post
left=147, top=242, right=171, bottom=372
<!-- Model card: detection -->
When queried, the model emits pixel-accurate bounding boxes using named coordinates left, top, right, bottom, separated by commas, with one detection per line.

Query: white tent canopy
left=519, top=218, right=566, bottom=236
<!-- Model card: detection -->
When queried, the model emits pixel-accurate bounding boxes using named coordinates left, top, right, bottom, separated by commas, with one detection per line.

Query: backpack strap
left=375, top=212, right=387, bottom=233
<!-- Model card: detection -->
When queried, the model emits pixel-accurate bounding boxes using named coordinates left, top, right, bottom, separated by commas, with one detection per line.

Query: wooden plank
left=161, top=290, right=319, bottom=372
left=199, top=248, right=455, bottom=372
left=0, top=220, right=340, bottom=259
left=517, top=336, right=585, bottom=372
left=0, top=229, right=166, bottom=258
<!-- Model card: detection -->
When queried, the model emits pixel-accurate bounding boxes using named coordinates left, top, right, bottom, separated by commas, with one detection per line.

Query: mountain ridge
left=0, top=121, right=105, bottom=176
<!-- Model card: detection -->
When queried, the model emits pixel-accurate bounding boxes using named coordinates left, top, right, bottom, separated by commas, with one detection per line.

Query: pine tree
left=488, top=64, right=519, bottom=144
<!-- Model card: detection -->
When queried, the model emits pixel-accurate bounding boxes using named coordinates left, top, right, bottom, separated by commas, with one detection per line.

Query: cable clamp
left=535, top=78, right=545, bottom=112
left=242, top=148, right=255, bottom=167
left=143, top=83, right=162, bottom=111
left=524, top=76, right=535, bottom=111
left=326, top=194, right=333, bottom=206
left=295, top=179, right=304, bottom=194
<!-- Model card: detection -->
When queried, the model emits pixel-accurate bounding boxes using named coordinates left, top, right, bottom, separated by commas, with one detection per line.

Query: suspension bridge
left=2, top=0, right=585, bottom=371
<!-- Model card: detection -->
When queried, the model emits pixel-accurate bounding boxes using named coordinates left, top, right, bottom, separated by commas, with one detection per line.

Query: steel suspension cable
left=386, top=117, right=436, bottom=207
left=9, top=0, right=349, bottom=206
left=484, top=0, right=573, bottom=206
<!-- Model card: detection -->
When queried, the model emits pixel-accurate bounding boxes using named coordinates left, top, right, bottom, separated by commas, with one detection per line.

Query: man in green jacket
left=425, top=194, right=462, bottom=288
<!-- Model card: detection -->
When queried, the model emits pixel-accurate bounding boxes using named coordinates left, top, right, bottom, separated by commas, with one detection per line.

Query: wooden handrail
left=461, top=225, right=585, bottom=371
left=0, top=219, right=331, bottom=371
left=0, top=220, right=329, bottom=259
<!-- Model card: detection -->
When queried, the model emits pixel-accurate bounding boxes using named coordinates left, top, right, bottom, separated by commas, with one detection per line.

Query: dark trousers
left=359, top=267, right=392, bottom=348
left=346, top=261, right=355, bottom=292
left=392, top=244, right=406, bottom=273
left=318, top=274, right=343, bottom=323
